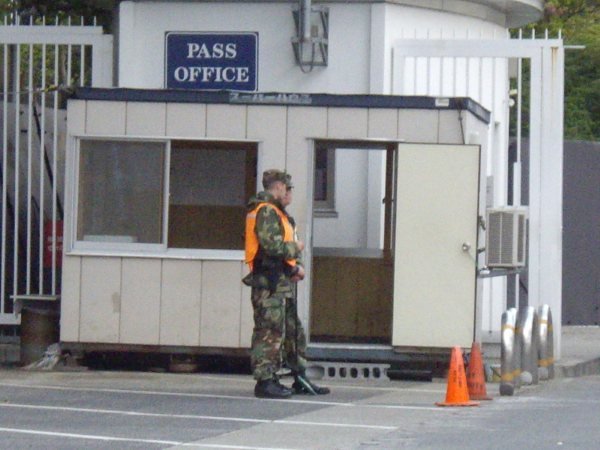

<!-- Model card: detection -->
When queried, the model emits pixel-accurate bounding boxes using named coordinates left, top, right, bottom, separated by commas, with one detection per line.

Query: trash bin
left=13, top=296, right=60, bottom=366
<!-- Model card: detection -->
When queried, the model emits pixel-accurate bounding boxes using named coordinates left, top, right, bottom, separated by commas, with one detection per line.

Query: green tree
left=515, top=0, right=599, bottom=140
left=1, top=0, right=117, bottom=31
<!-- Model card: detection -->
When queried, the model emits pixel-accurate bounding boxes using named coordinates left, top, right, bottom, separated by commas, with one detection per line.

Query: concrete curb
left=555, top=357, right=600, bottom=378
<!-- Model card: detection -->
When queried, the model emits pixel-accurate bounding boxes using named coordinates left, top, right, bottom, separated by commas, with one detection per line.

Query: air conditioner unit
left=485, top=207, right=528, bottom=268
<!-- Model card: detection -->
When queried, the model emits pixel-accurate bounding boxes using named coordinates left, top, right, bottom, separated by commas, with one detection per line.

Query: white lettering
left=212, top=43, right=224, bottom=59
left=188, top=67, right=201, bottom=82
left=225, top=43, right=237, bottom=59
left=187, top=43, right=200, bottom=58
left=214, top=67, right=223, bottom=83
left=222, top=67, right=236, bottom=82
left=174, top=67, right=189, bottom=82
left=237, top=67, right=249, bottom=82
left=186, top=42, right=239, bottom=59
left=198, top=43, right=211, bottom=58
left=173, top=66, right=252, bottom=84
left=201, top=67, right=216, bottom=82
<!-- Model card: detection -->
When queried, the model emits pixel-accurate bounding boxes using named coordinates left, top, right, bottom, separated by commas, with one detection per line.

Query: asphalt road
left=0, top=369, right=598, bottom=449
left=359, top=375, right=600, bottom=450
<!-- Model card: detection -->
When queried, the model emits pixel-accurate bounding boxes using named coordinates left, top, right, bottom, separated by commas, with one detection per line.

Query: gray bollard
left=516, top=306, right=540, bottom=385
left=537, top=304, right=555, bottom=380
left=500, top=308, right=518, bottom=396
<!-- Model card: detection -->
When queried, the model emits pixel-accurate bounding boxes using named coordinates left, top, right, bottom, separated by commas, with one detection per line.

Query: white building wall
left=375, top=3, right=507, bottom=95
left=313, top=149, right=369, bottom=249
left=120, top=1, right=507, bottom=95
left=119, top=1, right=371, bottom=93
left=313, top=148, right=386, bottom=250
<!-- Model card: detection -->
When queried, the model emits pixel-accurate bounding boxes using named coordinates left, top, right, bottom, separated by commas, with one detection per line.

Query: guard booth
left=60, top=88, right=489, bottom=364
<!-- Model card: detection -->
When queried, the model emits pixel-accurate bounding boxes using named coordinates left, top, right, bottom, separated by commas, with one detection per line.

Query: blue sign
left=165, top=32, right=258, bottom=91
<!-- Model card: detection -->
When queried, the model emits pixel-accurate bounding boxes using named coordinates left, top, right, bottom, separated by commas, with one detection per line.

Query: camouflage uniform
left=245, top=191, right=306, bottom=381
left=281, top=213, right=308, bottom=375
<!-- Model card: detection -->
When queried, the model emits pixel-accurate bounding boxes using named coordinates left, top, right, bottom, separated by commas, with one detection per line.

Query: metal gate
left=0, top=17, right=112, bottom=326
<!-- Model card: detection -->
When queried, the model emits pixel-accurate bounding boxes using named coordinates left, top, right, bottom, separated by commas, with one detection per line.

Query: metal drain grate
left=308, top=362, right=390, bottom=381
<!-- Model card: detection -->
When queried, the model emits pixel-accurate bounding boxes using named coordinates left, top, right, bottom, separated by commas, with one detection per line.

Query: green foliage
left=0, top=0, right=117, bottom=30
left=515, top=0, right=600, bottom=140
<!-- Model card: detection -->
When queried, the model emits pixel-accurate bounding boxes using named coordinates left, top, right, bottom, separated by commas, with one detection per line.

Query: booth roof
left=72, top=88, right=491, bottom=125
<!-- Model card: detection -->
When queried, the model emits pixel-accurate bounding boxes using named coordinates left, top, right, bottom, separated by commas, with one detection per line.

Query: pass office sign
left=165, top=32, right=258, bottom=91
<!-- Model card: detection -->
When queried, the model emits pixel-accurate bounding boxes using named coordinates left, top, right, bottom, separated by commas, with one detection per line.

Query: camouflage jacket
left=245, top=191, right=302, bottom=295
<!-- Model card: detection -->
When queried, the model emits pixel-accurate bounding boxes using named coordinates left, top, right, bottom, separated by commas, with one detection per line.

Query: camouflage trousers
left=250, top=288, right=307, bottom=381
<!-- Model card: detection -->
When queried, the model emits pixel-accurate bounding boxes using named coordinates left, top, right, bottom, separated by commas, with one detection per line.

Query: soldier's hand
left=296, top=240, right=305, bottom=252
left=291, top=265, right=305, bottom=282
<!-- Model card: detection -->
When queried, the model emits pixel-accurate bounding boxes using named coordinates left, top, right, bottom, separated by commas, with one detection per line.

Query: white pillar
left=528, top=43, right=564, bottom=358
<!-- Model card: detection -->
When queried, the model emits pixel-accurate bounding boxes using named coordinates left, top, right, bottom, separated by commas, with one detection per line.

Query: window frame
left=68, top=135, right=257, bottom=260
left=313, top=144, right=337, bottom=217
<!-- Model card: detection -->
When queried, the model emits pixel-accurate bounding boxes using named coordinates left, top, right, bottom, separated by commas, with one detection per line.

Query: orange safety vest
left=245, top=202, right=297, bottom=271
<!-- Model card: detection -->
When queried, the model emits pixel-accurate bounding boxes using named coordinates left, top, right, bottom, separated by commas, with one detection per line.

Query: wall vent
left=486, top=207, right=528, bottom=268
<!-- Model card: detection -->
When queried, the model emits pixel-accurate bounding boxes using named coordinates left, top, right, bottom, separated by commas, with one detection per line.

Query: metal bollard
left=516, top=306, right=540, bottom=385
left=537, top=304, right=555, bottom=380
left=500, top=307, right=518, bottom=396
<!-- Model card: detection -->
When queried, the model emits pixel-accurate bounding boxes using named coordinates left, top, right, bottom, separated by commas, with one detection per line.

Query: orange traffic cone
left=466, top=341, right=492, bottom=400
left=436, top=346, right=479, bottom=407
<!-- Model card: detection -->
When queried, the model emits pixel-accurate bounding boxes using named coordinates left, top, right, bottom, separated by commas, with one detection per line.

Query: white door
left=392, top=144, right=480, bottom=348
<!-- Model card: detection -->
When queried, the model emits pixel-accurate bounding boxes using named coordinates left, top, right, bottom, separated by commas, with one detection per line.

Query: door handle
left=462, top=242, right=471, bottom=252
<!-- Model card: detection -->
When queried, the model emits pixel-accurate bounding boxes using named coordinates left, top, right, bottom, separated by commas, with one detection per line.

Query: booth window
left=77, top=140, right=165, bottom=244
left=168, top=141, right=257, bottom=250
left=314, top=145, right=336, bottom=216
left=75, top=139, right=257, bottom=253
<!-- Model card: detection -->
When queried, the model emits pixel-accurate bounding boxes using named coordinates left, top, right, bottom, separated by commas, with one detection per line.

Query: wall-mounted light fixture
left=292, top=0, right=329, bottom=72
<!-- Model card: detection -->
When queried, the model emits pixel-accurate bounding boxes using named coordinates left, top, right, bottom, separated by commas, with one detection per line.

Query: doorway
left=309, top=141, right=396, bottom=344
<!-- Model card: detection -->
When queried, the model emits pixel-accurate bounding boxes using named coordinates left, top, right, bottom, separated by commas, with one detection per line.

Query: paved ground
left=0, top=369, right=461, bottom=449
left=1, top=369, right=599, bottom=449
left=0, top=326, right=599, bottom=449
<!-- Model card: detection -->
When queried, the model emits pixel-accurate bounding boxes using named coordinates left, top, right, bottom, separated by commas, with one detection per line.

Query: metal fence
left=0, top=17, right=112, bottom=326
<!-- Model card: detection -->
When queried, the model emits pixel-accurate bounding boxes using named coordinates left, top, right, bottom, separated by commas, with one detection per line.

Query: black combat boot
left=254, top=378, right=293, bottom=399
left=292, top=373, right=330, bottom=395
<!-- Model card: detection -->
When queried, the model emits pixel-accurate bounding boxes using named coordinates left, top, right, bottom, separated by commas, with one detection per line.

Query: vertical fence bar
left=425, top=29, right=430, bottom=95
left=26, top=43, right=33, bottom=294
left=80, top=17, right=85, bottom=86
left=1, top=43, right=8, bottom=314
left=51, top=44, right=59, bottom=295
left=451, top=56, right=456, bottom=96
left=425, top=58, right=430, bottom=95
left=438, top=30, right=444, bottom=96
left=67, top=16, right=73, bottom=87
left=465, top=29, right=470, bottom=98
left=13, top=43, right=21, bottom=300
left=412, top=29, right=417, bottom=95
left=452, top=30, right=457, bottom=96
left=410, top=57, right=415, bottom=95
left=38, top=43, right=46, bottom=294
left=516, top=34, right=523, bottom=204
left=514, top=30, right=524, bottom=309
left=80, top=45, right=85, bottom=86
left=491, top=57, right=497, bottom=122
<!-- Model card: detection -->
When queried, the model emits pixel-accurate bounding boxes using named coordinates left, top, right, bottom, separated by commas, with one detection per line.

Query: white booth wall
left=62, top=95, right=490, bottom=349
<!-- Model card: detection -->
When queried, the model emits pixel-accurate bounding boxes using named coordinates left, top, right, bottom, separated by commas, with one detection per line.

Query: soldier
left=244, top=169, right=329, bottom=398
